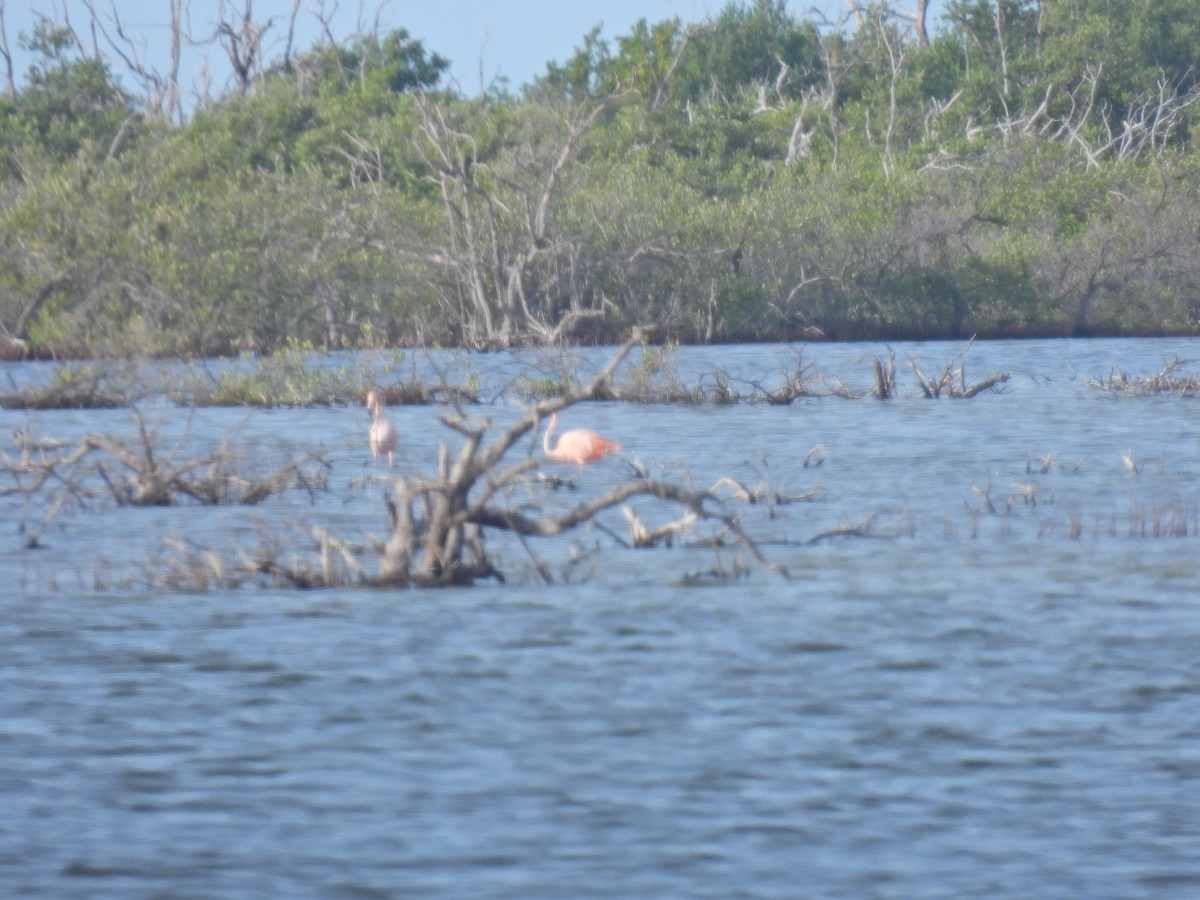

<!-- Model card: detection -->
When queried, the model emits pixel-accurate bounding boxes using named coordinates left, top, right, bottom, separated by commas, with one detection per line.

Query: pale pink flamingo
left=366, top=389, right=399, bottom=466
left=542, top=411, right=621, bottom=465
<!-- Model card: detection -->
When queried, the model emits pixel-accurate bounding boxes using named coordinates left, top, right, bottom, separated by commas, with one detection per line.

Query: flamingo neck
left=543, top=412, right=557, bottom=455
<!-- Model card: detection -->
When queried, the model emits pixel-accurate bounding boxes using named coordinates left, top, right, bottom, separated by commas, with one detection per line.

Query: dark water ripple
left=3, top=338, right=1200, bottom=897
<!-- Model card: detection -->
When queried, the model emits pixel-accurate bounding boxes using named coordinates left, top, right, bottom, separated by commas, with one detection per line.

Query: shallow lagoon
left=3, top=337, right=1199, bottom=898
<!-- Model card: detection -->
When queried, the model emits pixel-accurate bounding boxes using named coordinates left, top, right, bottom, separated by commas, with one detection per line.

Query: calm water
left=3, top=338, right=1200, bottom=898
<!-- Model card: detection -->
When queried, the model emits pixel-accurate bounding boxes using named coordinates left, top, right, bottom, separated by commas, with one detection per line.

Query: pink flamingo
left=366, top=389, right=399, bottom=466
left=542, top=411, right=621, bottom=465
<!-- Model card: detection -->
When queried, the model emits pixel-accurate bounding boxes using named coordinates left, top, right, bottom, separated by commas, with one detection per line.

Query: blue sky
left=3, top=1, right=948, bottom=98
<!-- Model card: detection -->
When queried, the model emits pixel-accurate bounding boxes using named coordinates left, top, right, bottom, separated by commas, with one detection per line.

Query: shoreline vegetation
left=3, top=336, right=1200, bottom=412
left=4, top=2, right=1200, bottom=359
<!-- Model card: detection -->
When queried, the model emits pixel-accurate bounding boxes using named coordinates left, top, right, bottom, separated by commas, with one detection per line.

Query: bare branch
left=0, top=1, right=15, bottom=99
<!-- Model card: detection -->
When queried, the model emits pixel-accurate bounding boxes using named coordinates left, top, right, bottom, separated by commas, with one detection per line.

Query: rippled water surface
left=3, top=338, right=1200, bottom=898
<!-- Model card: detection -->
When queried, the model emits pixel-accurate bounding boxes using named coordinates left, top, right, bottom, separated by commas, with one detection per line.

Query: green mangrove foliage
left=3, top=0, right=1200, bottom=358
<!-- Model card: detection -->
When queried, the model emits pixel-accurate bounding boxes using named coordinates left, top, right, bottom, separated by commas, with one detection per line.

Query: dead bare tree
left=51, top=0, right=187, bottom=123
left=914, top=0, right=930, bottom=47
left=0, top=1, right=15, bottom=99
left=1085, top=75, right=1200, bottom=165
left=992, top=0, right=1010, bottom=99
left=877, top=11, right=908, bottom=174
left=281, top=0, right=302, bottom=71
left=165, top=0, right=184, bottom=123
left=785, top=79, right=835, bottom=166
left=650, top=24, right=708, bottom=109
left=413, top=91, right=622, bottom=347
left=817, top=32, right=847, bottom=170
left=215, top=0, right=271, bottom=94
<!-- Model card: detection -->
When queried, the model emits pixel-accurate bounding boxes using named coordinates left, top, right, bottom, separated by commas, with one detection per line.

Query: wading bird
left=366, top=389, right=399, bottom=466
left=542, top=411, right=621, bottom=465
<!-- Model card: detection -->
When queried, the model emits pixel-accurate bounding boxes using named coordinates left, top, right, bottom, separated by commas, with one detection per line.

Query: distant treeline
left=2, top=0, right=1200, bottom=358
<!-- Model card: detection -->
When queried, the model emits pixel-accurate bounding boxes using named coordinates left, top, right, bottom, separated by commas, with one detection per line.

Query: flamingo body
left=366, top=390, right=399, bottom=466
left=542, top=412, right=621, bottom=465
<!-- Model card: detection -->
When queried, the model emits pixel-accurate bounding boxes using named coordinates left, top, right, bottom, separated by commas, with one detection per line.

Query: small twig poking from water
left=1027, top=453, right=1057, bottom=474
left=872, top=347, right=897, bottom=399
left=805, top=513, right=882, bottom=544
left=710, top=475, right=824, bottom=508
left=513, top=530, right=552, bottom=584
left=561, top=541, right=604, bottom=584
left=681, top=545, right=751, bottom=585
left=536, top=471, right=578, bottom=490
left=621, top=457, right=653, bottom=480
left=622, top=506, right=698, bottom=548
left=1148, top=501, right=1194, bottom=537
left=21, top=490, right=69, bottom=549
left=965, top=503, right=980, bottom=539
left=1013, top=481, right=1037, bottom=507
left=972, top=480, right=997, bottom=514
left=1068, top=512, right=1083, bottom=539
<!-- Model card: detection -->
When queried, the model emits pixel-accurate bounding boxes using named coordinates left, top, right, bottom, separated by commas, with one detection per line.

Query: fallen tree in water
left=359, top=329, right=790, bottom=587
